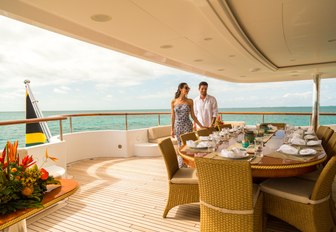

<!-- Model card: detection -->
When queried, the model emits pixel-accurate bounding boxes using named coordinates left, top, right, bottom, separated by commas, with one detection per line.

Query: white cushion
left=171, top=168, right=198, bottom=184
left=148, top=125, right=171, bottom=141
left=260, top=177, right=315, bottom=204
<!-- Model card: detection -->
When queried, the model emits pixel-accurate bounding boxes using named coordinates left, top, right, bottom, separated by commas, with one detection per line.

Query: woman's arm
left=171, top=100, right=176, bottom=137
left=188, top=99, right=204, bottom=128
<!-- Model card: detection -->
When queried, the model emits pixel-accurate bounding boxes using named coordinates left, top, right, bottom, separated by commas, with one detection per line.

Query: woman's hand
left=171, top=130, right=175, bottom=138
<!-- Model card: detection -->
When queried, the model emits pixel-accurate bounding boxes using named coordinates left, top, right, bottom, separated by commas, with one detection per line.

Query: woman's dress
left=174, top=103, right=193, bottom=147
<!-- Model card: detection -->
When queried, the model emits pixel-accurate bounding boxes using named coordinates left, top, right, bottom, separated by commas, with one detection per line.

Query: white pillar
left=311, top=74, right=320, bottom=131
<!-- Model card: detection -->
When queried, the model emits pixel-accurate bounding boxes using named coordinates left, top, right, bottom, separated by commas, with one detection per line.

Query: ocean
left=1, top=106, right=336, bottom=147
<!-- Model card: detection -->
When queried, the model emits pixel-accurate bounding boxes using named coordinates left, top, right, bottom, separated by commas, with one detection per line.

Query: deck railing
left=1, top=111, right=336, bottom=135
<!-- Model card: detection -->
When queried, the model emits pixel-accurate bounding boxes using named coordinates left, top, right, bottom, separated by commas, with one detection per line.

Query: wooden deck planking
left=27, top=157, right=320, bottom=231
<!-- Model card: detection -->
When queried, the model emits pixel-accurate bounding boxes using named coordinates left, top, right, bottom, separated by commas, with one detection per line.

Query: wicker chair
left=180, top=131, right=198, bottom=146
left=197, top=127, right=217, bottom=136
left=261, top=156, right=336, bottom=232
left=324, top=131, right=336, bottom=160
left=158, top=138, right=199, bottom=218
left=195, top=158, right=263, bottom=232
left=316, top=125, right=330, bottom=140
left=321, top=128, right=334, bottom=149
left=218, top=123, right=233, bottom=130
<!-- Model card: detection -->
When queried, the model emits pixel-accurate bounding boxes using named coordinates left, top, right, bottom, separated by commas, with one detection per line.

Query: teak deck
left=26, top=156, right=333, bottom=231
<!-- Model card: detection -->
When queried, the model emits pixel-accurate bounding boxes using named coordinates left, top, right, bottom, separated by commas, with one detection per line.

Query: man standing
left=193, top=81, right=218, bottom=129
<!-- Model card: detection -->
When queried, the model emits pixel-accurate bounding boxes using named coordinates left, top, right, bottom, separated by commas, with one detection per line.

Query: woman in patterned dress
left=171, top=83, right=204, bottom=147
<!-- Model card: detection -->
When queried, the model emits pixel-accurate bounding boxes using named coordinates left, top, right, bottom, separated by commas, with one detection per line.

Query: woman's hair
left=175, top=82, right=187, bottom=99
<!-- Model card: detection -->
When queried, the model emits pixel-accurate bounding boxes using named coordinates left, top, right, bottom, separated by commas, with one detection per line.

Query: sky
left=1, top=16, right=336, bottom=112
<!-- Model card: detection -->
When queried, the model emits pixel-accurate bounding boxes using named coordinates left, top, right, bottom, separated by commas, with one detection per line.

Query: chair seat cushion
left=171, top=168, right=198, bottom=184
left=260, top=177, right=315, bottom=204
left=297, top=168, right=322, bottom=181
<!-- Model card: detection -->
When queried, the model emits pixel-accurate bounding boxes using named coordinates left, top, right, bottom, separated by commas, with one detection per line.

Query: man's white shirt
left=194, top=95, right=218, bottom=128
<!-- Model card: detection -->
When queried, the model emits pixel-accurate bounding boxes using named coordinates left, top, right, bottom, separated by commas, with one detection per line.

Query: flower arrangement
left=0, top=141, right=60, bottom=215
left=214, top=115, right=224, bottom=128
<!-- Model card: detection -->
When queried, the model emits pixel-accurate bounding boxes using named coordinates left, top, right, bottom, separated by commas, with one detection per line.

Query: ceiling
left=0, top=0, right=336, bottom=83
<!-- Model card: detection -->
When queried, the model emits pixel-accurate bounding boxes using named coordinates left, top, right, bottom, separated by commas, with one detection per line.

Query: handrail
left=0, top=116, right=67, bottom=141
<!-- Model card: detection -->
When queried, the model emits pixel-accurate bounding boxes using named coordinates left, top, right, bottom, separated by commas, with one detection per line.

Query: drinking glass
left=254, top=137, right=263, bottom=157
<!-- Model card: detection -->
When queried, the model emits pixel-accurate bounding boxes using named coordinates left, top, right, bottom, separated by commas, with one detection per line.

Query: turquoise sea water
left=1, top=106, right=336, bottom=147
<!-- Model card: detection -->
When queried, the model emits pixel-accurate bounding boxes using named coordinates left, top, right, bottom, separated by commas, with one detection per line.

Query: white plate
left=304, top=135, right=316, bottom=140
left=305, top=131, right=314, bottom=135
left=219, top=150, right=248, bottom=159
left=299, top=148, right=317, bottom=156
left=306, top=140, right=321, bottom=146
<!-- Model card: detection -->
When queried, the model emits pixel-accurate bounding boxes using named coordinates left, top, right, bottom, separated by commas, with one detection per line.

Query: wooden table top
left=179, top=130, right=327, bottom=178
left=0, top=179, right=79, bottom=230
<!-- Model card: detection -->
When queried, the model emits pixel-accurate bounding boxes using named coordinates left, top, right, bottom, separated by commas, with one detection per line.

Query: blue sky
left=1, top=16, right=336, bottom=111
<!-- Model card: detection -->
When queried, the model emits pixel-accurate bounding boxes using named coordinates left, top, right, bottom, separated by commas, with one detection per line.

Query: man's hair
left=199, top=81, right=208, bottom=89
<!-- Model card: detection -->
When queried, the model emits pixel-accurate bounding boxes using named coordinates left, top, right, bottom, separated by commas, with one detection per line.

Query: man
left=193, top=81, right=218, bottom=129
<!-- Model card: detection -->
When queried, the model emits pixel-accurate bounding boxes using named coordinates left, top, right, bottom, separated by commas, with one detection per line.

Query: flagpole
left=24, top=80, right=52, bottom=141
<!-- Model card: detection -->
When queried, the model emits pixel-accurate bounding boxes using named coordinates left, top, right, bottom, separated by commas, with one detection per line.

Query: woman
left=171, top=82, right=204, bottom=147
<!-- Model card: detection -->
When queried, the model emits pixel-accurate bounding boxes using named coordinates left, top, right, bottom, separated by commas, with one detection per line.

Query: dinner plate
left=306, top=140, right=321, bottom=146
left=299, top=148, right=317, bottom=156
left=304, top=135, right=316, bottom=140
left=199, top=136, right=209, bottom=141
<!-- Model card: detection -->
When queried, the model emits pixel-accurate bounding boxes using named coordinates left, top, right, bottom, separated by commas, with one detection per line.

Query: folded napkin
left=186, top=140, right=196, bottom=147
left=197, top=141, right=209, bottom=148
left=304, top=135, right=316, bottom=140
left=307, top=140, right=322, bottom=146
left=220, top=147, right=247, bottom=158
left=277, top=144, right=299, bottom=155
left=305, top=130, right=315, bottom=135
left=199, top=136, right=209, bottom=141
left=292, top=133, right=303, bottom=139
left=290, top=137, right=305, bottom=145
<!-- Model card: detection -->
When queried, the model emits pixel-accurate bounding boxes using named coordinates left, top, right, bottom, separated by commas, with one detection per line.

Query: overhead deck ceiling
left=0, top=0, right=336, bottom=83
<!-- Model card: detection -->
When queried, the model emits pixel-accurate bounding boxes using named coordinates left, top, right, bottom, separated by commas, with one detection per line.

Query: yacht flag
left=25, top=80, right=52, bottom=146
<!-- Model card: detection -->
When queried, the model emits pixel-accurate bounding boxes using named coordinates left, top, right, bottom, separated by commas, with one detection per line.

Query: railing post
left=262, top=114, right=265, bottom=123
left=158, top=114, right=161, bottom=126
left=69, top=116, right=73, bottom=133
left=59, top=120, right=63, bottom=141
left=125, top=114, right=128, bottom=130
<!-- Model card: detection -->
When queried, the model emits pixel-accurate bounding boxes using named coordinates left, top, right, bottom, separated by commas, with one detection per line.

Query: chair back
left=180, top=131, right=198, bottom=146
left=197, top=127, right=217, bottom=137
left=158, top=138, right=179, bottom=180
left=316, top=126, right=329, bottom=140
left=218, top=124, right=232, bottom=130
left=264, top=122, right=286, bottom=130
left=195, top=158, right=253, bottom=209
left=311, top=156, right=336, bottom=201
left=324, top=132, right=336, bottom=160
left=322, top=128, right=334, bottom=148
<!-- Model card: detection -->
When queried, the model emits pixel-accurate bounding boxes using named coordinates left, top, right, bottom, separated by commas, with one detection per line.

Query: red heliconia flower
left=21, top=155, right=35, bottom=169
left=40, top=168, right=49, bottom=180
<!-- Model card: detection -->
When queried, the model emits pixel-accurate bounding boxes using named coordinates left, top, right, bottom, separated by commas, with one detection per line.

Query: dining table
left=179, top=130, right=327, bottom=178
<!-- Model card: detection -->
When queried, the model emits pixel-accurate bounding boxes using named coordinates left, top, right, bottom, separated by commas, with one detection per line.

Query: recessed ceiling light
left=160, top=45, right=173, bottom=49
left=328, top=39, right=336, bottom=43
left=91, top=14, right=111, bottom=22
left=229, top=54, right=236, bottom=58
left=249, top=68, right=260, bottom=72
left=217, top=68, right=225, bottom=71
left=240, top=75, right=246, bottom=77
left=204, top=37, right=213, bottom=41
left=194, top=59, right=203, bottom=62
left=290, top=58, right=296, bottom=62
left=291, top=74, right=299, bottom=77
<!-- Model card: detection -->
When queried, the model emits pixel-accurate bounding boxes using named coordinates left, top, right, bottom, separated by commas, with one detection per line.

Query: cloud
left=283, top=92, right=311, bottom=98
left=53, top=86, right=71, bottom=94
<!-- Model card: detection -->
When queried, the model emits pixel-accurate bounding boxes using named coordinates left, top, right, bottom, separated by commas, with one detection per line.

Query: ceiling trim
left=207, top=0, right=278, bottom=71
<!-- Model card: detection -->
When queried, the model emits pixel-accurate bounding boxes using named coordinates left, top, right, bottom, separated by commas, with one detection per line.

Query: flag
left=26, top=89, right=46, bottom=146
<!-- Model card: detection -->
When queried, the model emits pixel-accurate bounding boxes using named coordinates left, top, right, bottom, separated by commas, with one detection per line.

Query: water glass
left=254, top=137, right=263, bottom=157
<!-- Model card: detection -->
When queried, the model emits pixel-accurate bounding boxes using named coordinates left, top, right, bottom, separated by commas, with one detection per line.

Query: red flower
left=40, top=168, right=49, bottom=180
left=21, top=155, right=35, bottom=169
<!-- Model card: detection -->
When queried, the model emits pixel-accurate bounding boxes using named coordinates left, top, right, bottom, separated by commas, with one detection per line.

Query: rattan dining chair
left=217, top=123, right=233, bottom=130
left=316, top=125, right=330, bottom=140
left=197, top=127, right=217, bottom=137
left=321, top=127, right=334, bottom=149
left=261, top=156, right=336, bottom=232
left=195, top=158, right=263, bottom=232
left=158, top=138, right=199, bottom=218
left=180, top=131, right=198, bottom=146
